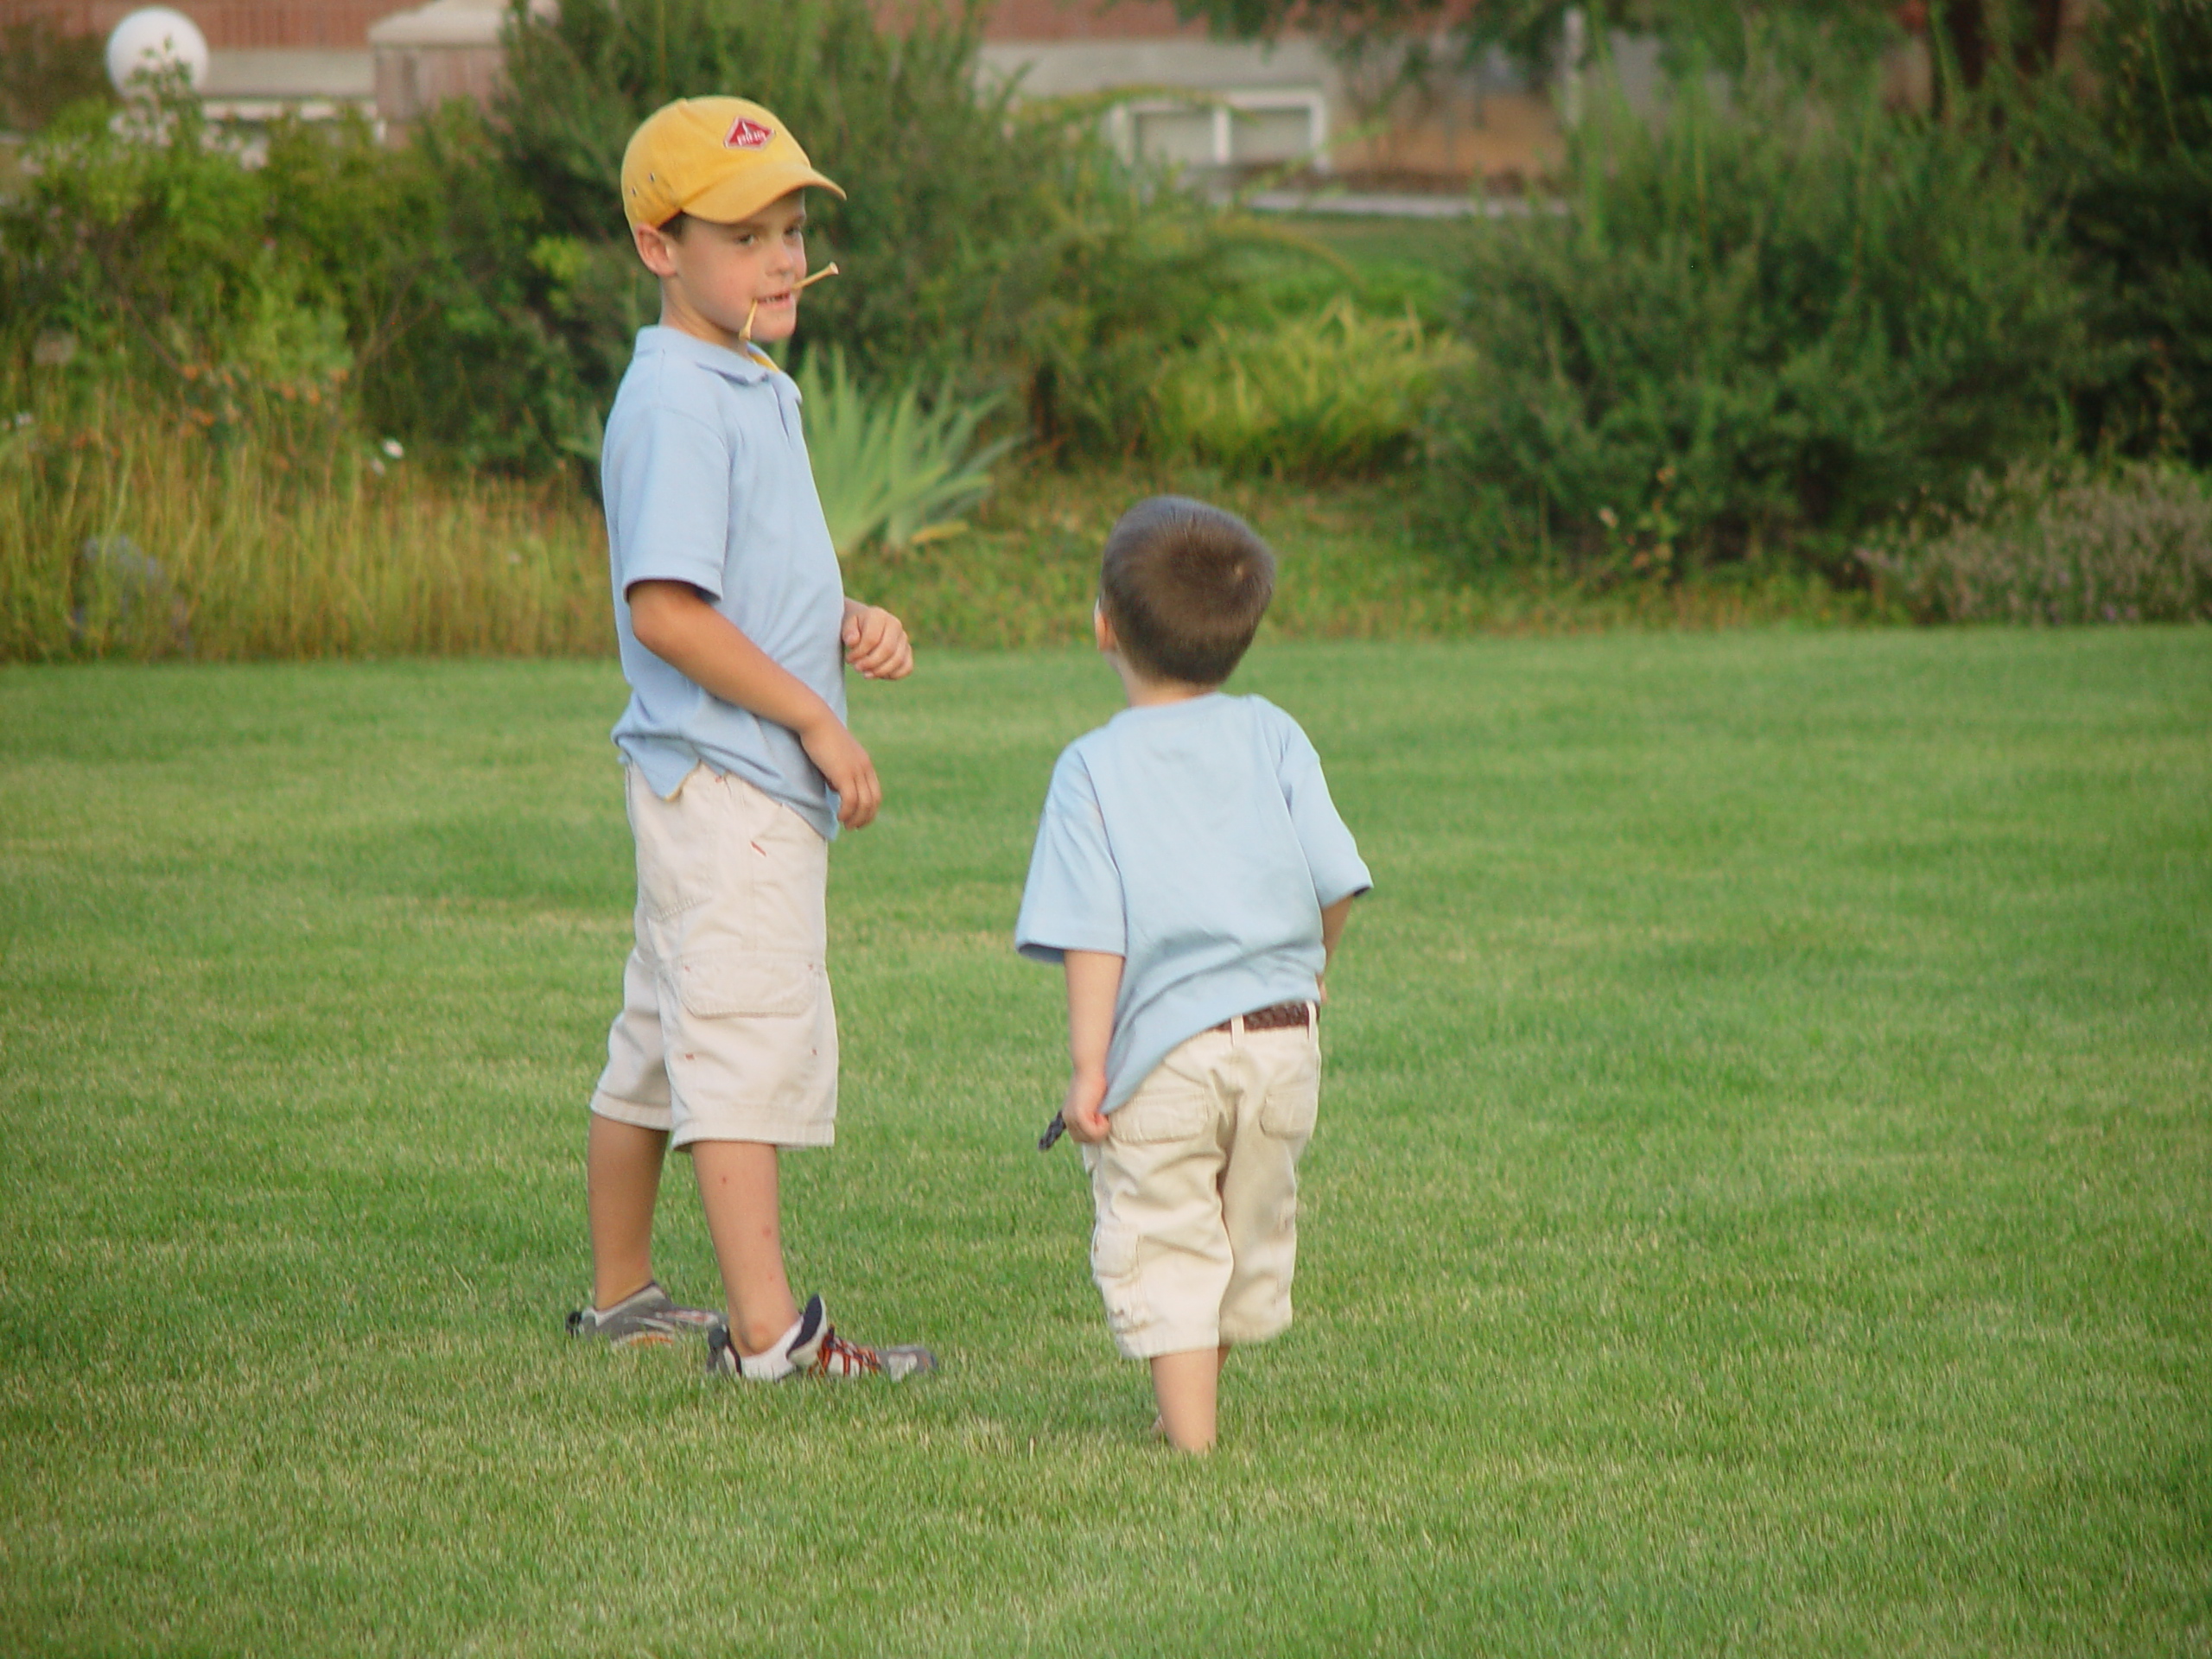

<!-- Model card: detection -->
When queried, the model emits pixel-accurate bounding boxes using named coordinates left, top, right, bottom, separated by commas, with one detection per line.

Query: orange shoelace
left=811, top=1328, right=883, bottom=1376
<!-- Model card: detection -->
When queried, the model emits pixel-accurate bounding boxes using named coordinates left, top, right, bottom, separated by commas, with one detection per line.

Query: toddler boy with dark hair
left=1016, top=497, right=1370, bottom=1451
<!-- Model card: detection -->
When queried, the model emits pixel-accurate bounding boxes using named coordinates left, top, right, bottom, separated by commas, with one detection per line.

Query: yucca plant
left=796, top=348, right=1014, bottom=556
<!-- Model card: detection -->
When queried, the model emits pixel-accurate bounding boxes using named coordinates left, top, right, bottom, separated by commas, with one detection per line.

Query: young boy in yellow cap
left=565, top=97, right=934, bottom=1381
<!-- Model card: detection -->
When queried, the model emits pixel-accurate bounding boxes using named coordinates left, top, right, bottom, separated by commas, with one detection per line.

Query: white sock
left=737, top=1311, right=807, bottom=1381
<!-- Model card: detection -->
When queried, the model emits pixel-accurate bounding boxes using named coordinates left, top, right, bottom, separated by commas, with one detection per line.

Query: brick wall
left=0, top=3, right=409, bottom=48
left=971, top=0, right=1205, bottom=41
left=1, top=0, right=1223, bottom=49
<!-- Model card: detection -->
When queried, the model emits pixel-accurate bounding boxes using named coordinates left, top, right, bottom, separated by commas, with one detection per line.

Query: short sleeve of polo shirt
left=606, top=402, right=732, bottom=599
left=1273, top=710, right=1373, bottom=907
left=1014, top=747, right=1127, bottom=964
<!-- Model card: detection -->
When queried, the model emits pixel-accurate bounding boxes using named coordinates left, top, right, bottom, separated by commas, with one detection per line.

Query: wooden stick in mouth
left=740, top=264, right=840, bottom=342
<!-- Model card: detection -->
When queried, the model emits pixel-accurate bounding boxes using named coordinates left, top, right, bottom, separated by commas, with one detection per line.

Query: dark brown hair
left=1098, top=496, right=1276, bottom=687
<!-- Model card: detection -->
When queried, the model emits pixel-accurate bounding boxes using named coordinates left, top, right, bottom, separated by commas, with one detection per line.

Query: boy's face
left=632, top=189, right=811, bottom=350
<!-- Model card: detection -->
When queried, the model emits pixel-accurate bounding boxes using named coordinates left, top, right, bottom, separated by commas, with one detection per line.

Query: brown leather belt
left=1215, top=1001, right=1315, bottom=1033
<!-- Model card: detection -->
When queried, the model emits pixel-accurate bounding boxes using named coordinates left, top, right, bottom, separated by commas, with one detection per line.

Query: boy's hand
left=1059, top=951, right=1121, bottom=1143
left=842, top=601, right=912, bottom=680
left=624, top=583, right=893, bottom=829
left=1060, top=1070, right=1111, bottom=1145
left=799, top=715, right=881, bottom=829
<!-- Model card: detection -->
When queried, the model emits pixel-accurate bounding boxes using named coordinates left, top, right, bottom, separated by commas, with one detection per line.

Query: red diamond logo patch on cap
left=725, top=117, right=773, bottom=149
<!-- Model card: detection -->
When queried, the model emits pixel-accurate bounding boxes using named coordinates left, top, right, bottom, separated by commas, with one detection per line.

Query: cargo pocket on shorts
left=673, top=950, right=820, bottom=1018
left=1110, top=1091, right=1210, bottom=1145
left=1090, top=1217, right=1150, bottom=1337
left=1256, top=1045, right=1321, bottom=1140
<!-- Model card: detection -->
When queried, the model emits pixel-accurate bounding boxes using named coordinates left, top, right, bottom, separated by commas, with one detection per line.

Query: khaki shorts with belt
left=1082, top=1005, right=1321, bottom=1359
left=590, top=765, right=838, bottom=1148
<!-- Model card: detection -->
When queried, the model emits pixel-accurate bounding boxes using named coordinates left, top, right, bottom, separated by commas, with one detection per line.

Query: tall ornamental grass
left=0, top=393, right=607, bottom=662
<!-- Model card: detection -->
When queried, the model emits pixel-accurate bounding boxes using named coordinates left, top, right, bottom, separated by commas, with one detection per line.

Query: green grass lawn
left=3, top=630, right=2208, bottom=1656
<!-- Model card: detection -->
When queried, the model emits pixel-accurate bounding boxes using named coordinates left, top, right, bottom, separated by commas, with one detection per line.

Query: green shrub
left=0, top=19, right=111, bottom=134
left=2, top=87, right=442, bottom=461
left=1856, top=458, right=2212, bottom=625
left=1007, top=194, right=1348, bottom=457
left=1216, top=257, right=1453, bottom=332
left=2037, top=0, right=2212, bottom=465
left=1150, top=298, right=1470, bottom=480
left=1426, top=55, right=2094, bottom=580
left=353, top=101, right=637, bottom=475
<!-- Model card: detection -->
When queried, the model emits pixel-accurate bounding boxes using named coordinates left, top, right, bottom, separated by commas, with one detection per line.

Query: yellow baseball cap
left=620, top=97, right=845, bottom=231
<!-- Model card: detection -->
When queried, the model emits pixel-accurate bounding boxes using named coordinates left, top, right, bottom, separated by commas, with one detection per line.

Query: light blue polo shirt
left=1015, top=693, right=1372, bottom=1116
left=601, top=326, right=847, bottom=841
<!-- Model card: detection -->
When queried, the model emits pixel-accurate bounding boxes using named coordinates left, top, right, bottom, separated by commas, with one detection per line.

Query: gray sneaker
left=566, top=1281, right=722, bottom=1348
left=705, top=1294, right=936, bottom=1381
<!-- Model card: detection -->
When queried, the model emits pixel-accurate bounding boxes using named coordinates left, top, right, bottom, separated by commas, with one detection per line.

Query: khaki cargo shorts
left=590, top=765, right=837, bottom=1148
left=1081, top=1010, right=1321, bottom=1359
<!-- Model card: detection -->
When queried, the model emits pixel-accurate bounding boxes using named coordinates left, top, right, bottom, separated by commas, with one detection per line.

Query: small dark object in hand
left=1037, top=1112, right=1065, bottom=1153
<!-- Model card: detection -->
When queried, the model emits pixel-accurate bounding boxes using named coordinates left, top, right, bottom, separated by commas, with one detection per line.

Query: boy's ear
left=1093, top=602, right=1116, bottom=655
left=632, top=220, right=679, bottom=278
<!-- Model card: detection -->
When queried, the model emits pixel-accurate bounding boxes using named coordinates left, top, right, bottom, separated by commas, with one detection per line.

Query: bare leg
left=692, top=1140, right=803, bottom=1355
left=1150, top=1344, right=1232, bottom=1442
left=588, top=1115, right=669, bottom=1310
left=1151, top=1345, right=1230, bottom=1453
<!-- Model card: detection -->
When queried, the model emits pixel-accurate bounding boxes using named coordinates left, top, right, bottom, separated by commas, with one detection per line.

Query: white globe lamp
left=105, top=8, right=211, bottom=98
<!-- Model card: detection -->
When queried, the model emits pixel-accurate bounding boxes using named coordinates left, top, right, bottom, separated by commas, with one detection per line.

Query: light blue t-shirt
left=601, top=326, right=847, bottom=840
left=1014, top=693, right=1372, bottom=1116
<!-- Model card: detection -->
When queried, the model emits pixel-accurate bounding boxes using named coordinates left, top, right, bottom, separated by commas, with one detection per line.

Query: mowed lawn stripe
left=1, top=630, right=2206, bottom=1656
